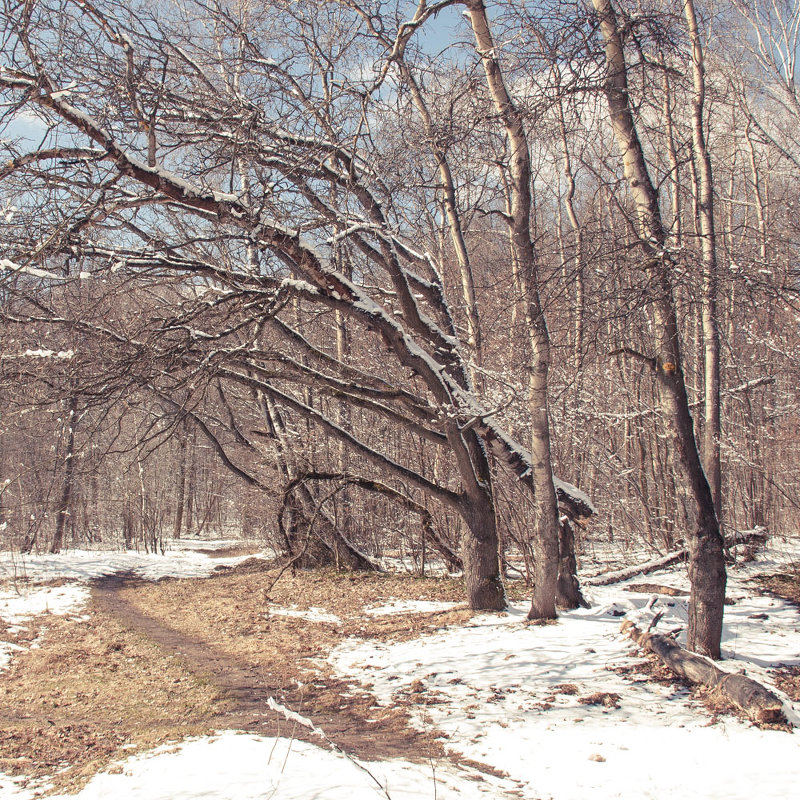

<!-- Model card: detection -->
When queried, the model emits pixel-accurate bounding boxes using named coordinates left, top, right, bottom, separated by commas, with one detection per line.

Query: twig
left=266, top=698, right=393, bottom=799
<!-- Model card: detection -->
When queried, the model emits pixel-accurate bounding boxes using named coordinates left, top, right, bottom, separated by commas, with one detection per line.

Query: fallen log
left=586, top=529, right=768, bottom=587
left=585, top=551, right=687, bottom=586
left=623, top=583, right=687, bottom=596
left=621, top=619, right=787, bottom=726
left=726, top=526, right=768, bottom=547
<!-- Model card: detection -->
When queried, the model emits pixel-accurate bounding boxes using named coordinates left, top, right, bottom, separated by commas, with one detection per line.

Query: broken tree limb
left=725, top=527, right=768, bottom=549
left=585, top=529, right=768, bottom=587
left=280, top=471, right=462, bottom=572
left=621, top=620, right=788, bottom=726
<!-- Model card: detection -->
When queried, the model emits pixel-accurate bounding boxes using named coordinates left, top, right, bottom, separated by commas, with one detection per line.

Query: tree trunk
left=460, top=490, right=506, bottom=611
left=685, top=0, right=722, bottom=520
left=556, top=519, right=589, bottom=609
left=465, top=0, right=561, bottom=620
left=172, top=423, right=187, bottom=539
left=50, top=395, right=78, bottom=554
left=400, top=64, right=483, bottom=371
left=592, top=0, right=726, bottom=657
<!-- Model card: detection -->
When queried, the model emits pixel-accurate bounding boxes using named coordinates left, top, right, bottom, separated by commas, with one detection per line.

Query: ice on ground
left=365, top=598, right=459, bottom=616
left=0, top=732, right=514, bottom=800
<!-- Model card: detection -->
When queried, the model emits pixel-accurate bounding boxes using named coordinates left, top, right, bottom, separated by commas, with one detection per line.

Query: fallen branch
left=281, top=471, right=461, bottom=572
left=585, top=550, right=687, bottom=586
left=267, top=697, right=393, bottom=799
left=725, top=526, right=768, bottom=548
left=621, top=620, right=788, bottom=726
left=586, top=529, right=768, bottom=587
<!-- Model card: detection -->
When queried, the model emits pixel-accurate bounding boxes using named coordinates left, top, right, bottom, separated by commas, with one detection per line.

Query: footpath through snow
left=0, top=538, right=799, bottom=799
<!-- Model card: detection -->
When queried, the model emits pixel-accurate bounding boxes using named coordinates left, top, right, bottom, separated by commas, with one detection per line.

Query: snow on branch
left=0, top=348, right=75, bottom=361
left=0, top=258, right=66, bottom=282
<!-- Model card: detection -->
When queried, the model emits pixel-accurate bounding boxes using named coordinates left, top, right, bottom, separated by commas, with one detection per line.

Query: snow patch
left=0, top=547, right=265, bottom=584
left=0, top=583, right=89, bottom=625
left=267, top=605, right=341, bottom=624
left=22, top=348, right=74, bottom=360
left=0, top=731, right=512, bottom=800
left=331, top=576, right=800, bottom=800
left=365, top=599, right=458, bottom=616
left=0, top=583, right=90, bottom=671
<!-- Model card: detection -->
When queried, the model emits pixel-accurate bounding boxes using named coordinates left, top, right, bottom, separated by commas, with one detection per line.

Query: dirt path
left=91, top=572, right=450, bottom=764
left=92, top=573, right=280, bottom=732
left=1, top=566, right=510, bottom=795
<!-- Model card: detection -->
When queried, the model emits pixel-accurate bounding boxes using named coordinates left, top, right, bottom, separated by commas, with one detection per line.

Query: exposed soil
left=755, top=570, right=800, bottom=607
left=753, top=567, right=800, bottom=712
left=1, top=564, right=515, bottom=796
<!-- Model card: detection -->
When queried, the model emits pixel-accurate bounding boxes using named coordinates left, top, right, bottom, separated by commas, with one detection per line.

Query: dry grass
left=772, top=666, right=800, bottom=703
left=0, top=565, right=512, bottom=796
left=755, top=570, right=800, bottom=607
left=0, top=606, right=224, bottom=795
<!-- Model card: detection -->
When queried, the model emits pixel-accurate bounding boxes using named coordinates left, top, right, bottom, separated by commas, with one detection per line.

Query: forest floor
left=0, top=539, right=799, bottom=799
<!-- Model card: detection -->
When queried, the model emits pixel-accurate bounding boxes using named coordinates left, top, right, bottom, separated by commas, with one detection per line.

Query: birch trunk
left=685, top=0, right=722, bottom=520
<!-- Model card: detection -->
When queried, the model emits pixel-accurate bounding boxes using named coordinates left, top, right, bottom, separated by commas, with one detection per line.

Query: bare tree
left=591, top=0, right=726, bottom=657
left=0, top=0, right=593, bottom=610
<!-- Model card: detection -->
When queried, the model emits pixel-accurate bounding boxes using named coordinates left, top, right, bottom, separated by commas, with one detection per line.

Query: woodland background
left=0, top=0, right=797, bottom=584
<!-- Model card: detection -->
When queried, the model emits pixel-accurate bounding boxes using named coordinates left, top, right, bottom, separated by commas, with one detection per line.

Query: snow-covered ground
left=0, top=540, right=266, bottom=585
left=0, top=732, right=511, bottom=800
left=267, top=604, right=343, bottom=624
left=0, top=537, right=798, bottom=799
left=331, top=570, right=800, bottom=800
left=365, top=598, right=459, bottom=616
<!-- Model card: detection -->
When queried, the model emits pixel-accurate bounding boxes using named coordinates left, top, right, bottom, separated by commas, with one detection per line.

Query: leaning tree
left=0, top=0, right=594, bottom=614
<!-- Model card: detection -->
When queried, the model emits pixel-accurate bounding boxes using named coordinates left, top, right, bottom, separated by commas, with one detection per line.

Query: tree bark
left=622, top=620, right=786, bottom=725
left=460, top=490, right=506, bottom=611
left=556, top=519, right=589, bottom=609
left=685, top=0, right=722, bottom=520
left=50, top=395, right=78, bottom=554
left=172, top=422, right=187, bottom=540
left=400, top=65, right=483, bottom=370
left=465, top=0, right=561, bottom=620
left=592, top=0, right=727, bottom=657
